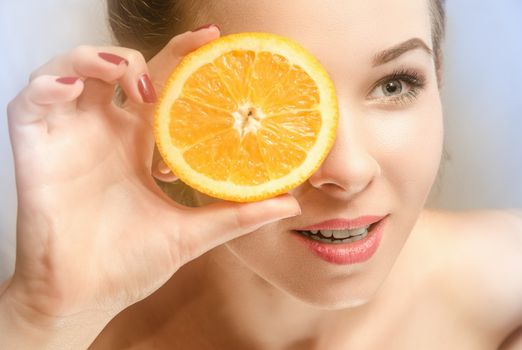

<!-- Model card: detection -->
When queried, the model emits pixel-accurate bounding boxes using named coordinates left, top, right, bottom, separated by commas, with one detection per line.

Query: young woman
left=1, top=0, right=521, bottom=349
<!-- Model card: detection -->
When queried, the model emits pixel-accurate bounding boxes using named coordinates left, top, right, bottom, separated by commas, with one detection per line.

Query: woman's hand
left=3, top=26, right=301, bottom=332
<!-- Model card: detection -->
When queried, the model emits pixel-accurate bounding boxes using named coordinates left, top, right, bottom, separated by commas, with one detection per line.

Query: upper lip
left=295, top=215, right=387, bottom=231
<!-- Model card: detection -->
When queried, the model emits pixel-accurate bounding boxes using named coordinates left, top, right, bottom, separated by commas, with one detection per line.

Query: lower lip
left=292, top=216, right=388, bottom=265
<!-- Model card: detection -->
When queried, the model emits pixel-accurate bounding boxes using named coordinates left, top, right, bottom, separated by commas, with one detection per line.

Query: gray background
left=1, top=0, right=521, bottom=281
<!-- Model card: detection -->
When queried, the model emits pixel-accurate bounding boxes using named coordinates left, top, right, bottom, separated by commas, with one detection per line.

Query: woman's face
left=193, top=0, right=443, bottom=309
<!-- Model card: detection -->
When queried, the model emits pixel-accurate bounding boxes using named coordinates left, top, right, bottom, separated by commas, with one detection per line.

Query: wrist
left=0, top=288, right=115, bottom=350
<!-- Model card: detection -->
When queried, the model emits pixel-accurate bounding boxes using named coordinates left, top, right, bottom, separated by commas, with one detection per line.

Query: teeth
left=301, top=230, right=370, bottom=244
left=299, top=225, right=371, bottom=240
left=321, top=230, right=334, bottom=237
left=331, top=227, right=368, bottom=239
left=340, top=231, right=369, bottom=243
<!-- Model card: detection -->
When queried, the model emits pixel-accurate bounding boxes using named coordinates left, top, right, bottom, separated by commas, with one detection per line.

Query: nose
left=308, top=115, right=381, bottom=200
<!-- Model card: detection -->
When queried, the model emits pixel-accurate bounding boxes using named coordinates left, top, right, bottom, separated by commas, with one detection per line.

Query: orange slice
left=154, top=32, right=338, bottom=202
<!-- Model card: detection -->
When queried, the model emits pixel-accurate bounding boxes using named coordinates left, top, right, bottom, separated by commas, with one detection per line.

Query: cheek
left=372, top=93, right=443, bottom=202
left=225, top=225, right=282, bottom=267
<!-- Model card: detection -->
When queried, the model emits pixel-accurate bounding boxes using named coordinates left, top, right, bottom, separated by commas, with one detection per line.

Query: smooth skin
left=2, top=0, right=522, bottom=349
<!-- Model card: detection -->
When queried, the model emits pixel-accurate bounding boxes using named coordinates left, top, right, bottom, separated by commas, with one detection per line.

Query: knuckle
left=29, top=75, right=49, bottom=91
left=127, top=49, right=145, bottom=63
left=167, top=31, right=190, bottom=50
left=167, top=33, right=183, bottom=47
left=71, top=45, right=92, bottom=60
left=70, top=46, right=93, bottom=73
left=234, top=205, right=251, bottom=231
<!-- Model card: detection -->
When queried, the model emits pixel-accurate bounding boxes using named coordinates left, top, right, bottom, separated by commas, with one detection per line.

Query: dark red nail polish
left=138, top=74, right=157, bottom=104
left=98, top=52, right=129, bottom=65
left=56, top=76, right=79, bottom=85
left=191, top=23, right=220, bottom=32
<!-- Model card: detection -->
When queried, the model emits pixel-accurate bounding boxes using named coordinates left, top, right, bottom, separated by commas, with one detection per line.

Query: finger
left=7, top=75, right=84, bottom=136
left=29, top=45, right=154, bottom=107
left=74, top=48, right=153, bottom=107
left=147, top=25, right=221, bottom=91
left=151, top=144, right=178, bottom=182
left=174, top=194, right=302, bottom=264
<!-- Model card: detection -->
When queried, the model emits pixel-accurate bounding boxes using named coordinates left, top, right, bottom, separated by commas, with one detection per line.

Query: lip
left=295, top=215, right=386, bottom=231
left=292, top=215, right=389, bottom=265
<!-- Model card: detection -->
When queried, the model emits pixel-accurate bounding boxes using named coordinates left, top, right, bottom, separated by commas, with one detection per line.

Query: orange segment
left=154, top=32, right=338, bottom=202
left=212, top=50, right=255, bottom=105
left=262, top=65, right=320, bottom=115
left=228, top=132, right=270, bottom=185
left=248, top=52, right=292, bottom=107
left=169, top=97, right=234, bottom=148
left=257, top=126, right=308, bottom=179
left=183, top=129, right=240, bottom=181
left=182, top=63, right=238, bottom=111
left=261, top=110, right=322, bottom=150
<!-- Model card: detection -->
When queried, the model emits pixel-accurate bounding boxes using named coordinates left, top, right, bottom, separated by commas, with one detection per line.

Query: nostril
left=313, top=181, right=369, bottom=200
left=318, top=183, right=349, bottom=194
left=320, top=183, right=338, bottom=190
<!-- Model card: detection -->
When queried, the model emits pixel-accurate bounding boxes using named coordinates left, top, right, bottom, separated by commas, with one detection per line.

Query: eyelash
left=368, top=68, right=427, bottom=106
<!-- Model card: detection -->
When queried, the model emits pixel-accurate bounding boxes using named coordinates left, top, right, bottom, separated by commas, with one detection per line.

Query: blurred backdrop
left=1, top=0, right=521, bottom=280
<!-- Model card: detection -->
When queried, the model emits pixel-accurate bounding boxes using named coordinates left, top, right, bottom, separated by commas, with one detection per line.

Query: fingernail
left=98, top=52, right=129, bottom=66
left=56, top=76, right=79, bottom=85
left=191, top=23, right=220, bottom=32
left=158, top=160, right=171, bottom=174
left=137, top=74, right=157, bottom=104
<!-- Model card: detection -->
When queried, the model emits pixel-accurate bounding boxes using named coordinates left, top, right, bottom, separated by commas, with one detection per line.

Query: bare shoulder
left=421, top=208, right=522, bottom=344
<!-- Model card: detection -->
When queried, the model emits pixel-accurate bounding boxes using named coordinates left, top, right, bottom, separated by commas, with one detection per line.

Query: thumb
left=177, top=194, right=301, bottom=262
left=147, top=25, right=221, bottom=91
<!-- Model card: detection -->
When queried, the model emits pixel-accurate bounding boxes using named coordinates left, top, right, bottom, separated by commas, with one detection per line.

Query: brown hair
left=107, top=1, right=211, bottom=61
left=106, top=0, right=447, bottom=205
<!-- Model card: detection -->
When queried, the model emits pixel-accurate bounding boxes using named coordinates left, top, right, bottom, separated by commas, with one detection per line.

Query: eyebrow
left=372, top=38, right=433, bottom=66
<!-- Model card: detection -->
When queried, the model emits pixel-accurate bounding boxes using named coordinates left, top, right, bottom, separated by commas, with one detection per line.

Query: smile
left=292, top=216, right=389, bottom=265
left=296, top=224, right=374, bottom=244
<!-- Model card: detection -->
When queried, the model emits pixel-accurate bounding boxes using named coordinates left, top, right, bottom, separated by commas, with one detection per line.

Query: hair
left=106, top=0, right=448, bottom=206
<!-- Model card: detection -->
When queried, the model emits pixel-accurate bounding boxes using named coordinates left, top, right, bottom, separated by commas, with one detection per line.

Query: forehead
left=214, top=0, right=432, bottom=65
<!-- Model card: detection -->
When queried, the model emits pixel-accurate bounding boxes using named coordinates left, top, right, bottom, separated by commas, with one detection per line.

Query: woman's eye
left=370, top=79, right=411, bottom=98
left=366, top=69, right=426, bottom=106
